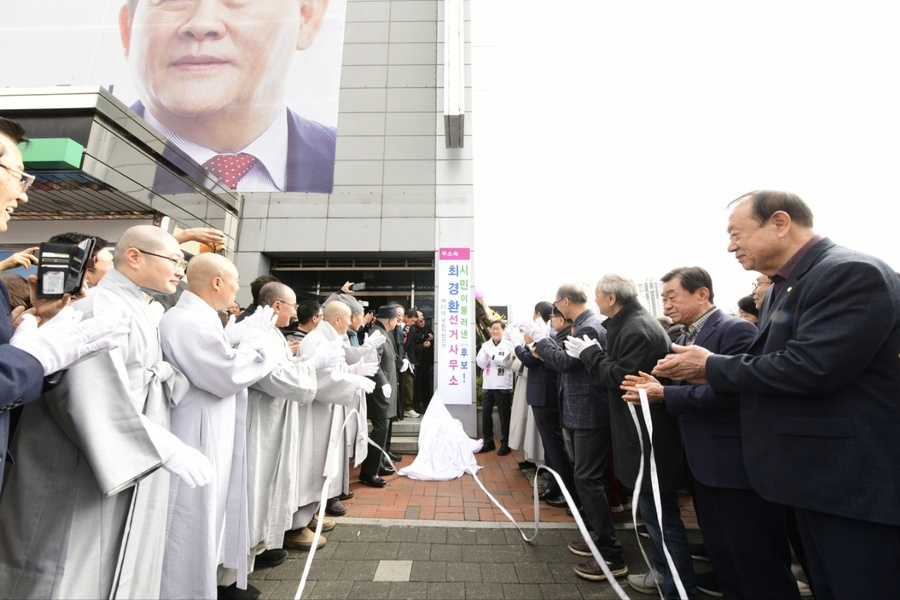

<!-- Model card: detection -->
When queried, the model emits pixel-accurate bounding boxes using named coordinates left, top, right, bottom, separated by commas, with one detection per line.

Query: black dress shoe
left=388, top=451, right=403, bottom=462
left=538, top=489, right=556, bottom=501
left=359, top=474, right=387, bottom=488
left=253, top=548, right=287, bottom=569
left=379, top=465, right=396, bottom=476
left=518, top=460, right=537, bottom=470
left=326, top=497, right=347, bottom=517
left=496, top=446, right=511, bottom=456
left=545, top=495, right=567, bottom=508
left=337, top=490, right=355, bottom=501
left=217, top=583, right=261, bottom=600
left=478, top=440, right=496, bottom=453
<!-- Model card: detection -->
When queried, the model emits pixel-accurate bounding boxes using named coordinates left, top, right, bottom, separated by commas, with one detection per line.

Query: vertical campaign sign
left=436, top=247, right=474, bottom=405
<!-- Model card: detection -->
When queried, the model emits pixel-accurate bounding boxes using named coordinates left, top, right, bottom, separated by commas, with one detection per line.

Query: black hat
left=376, top=305, right=399, bottom=319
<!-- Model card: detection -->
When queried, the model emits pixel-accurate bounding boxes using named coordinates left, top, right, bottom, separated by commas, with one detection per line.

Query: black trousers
left=794, top=507, right=900, bottom=600
left=531, top=404, right=576, bottom=499
left=571, top=427, right=623, bottom=561
left=361, top=416, right=389, bottom=477
left=481, top=389, right=512, bottom=448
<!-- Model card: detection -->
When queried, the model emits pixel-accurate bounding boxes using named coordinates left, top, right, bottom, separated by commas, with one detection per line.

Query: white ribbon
left=627, top=388, right=688, bottom=600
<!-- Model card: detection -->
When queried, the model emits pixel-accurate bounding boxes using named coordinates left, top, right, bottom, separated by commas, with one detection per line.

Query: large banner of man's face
left=1, top=0, right=346, bottom=193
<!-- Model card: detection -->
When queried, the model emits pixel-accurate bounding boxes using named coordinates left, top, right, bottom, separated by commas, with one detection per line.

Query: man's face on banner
left=120, top=0, right=317, bottom=120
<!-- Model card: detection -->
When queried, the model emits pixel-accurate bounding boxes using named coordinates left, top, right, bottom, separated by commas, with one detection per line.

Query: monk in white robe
left=324, top=293, right=381, bottom=497
left=217, top=283, right=342, bottom=588
left=287, top=301, right=377, bottom=539
left=158, top=255, right=284, bottom=600
left=0, top=226, right=213, bottom=599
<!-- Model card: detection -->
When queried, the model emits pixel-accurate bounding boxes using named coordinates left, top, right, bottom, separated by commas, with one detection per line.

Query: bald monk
left=158, top=254, right=285, bottom=600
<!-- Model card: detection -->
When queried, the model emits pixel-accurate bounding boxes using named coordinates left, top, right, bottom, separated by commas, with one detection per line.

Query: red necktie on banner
left=202, top=153, right=258, bottom=189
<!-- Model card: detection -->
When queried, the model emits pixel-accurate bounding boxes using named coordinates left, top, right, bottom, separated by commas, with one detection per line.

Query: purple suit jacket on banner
left=131, top=101, right=337, bottom=193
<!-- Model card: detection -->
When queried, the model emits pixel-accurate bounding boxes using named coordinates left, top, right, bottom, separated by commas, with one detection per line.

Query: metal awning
left=0, top=86, right=241, bottom=246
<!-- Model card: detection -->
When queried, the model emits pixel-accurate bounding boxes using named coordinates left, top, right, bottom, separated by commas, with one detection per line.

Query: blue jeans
left=638, top=492, right=696, bottom=600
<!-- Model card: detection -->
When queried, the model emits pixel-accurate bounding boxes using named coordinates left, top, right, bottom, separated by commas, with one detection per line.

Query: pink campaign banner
left=439, top=247, right=470, bottom=260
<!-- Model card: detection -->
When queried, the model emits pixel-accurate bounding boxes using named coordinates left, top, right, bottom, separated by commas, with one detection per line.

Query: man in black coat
left=567, top=275, right=694, bottom=599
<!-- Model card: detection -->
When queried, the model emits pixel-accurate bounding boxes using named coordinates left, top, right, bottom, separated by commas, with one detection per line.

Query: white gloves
left=223, top=306, right=276, bottom=346
left=223, top=314, right=244, bottom=346
left=564, top=334, right=600, bottom=359
left=523, top=317, right=548, bottom=343
left=350, top=360, right=379, bottom=377
left=307, top=340, right=344, bottom=371
left=364, top=329, right=386, bottom=350
left=355, top=376, right=376, bottom=394
left=9, top=307, right=130, bottom=376
left=381, top=383, right=392, bottom=398
left=400, top=357, right=411, bottom=373
left=163, top=445, right=213, bottom=488
left=243, top=305, right=277, bottom=332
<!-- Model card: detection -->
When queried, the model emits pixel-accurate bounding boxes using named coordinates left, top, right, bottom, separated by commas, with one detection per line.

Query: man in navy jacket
left=624, top=267, right=798, bottom=599
left=655, top=190, right=900, bottom=599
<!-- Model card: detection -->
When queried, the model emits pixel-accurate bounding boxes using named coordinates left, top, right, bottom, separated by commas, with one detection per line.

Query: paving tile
left=303, top=579, right=354, bottom=599
left=409, top=560, right=446, bottom=582
left=464, top=582, right=505, bottom=599
left=480, top=562, right=518, bottom=583
left=386, top=581, right=429, bottom=599
left=340, top=560, right=379, bottom=581
left=514, top=562, right=554, bottom=584
left=426, top=582, right=467, bottom=598
left=429, top=543, right=463, bottom=562
left=372, top=560, right=413, bottom=582
left=501, top=582, right=545, bottom=599
left=445, top=561, right=482, bottom=583
left=348, top=581, right=392, bottom=599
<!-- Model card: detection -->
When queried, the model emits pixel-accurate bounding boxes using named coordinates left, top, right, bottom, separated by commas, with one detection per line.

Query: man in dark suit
left=359, top=305, right=402, bottom=488
left=119, top=0, right=336, bottom=193
left=654, top=190, right=900, bottom=599
left=623, top=267, right=799, bottom=599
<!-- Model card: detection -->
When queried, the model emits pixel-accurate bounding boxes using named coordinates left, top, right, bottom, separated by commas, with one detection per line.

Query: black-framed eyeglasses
left=278, top=300, right=299, bottom=309
left=1, top=163, right=35, bottom=192
left=137, top=248, right=188, bottom=271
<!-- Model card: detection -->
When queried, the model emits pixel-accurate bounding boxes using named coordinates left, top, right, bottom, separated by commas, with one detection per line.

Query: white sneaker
left=627, top=569, right=664, bottom=594
left=404, top=409, right=420, bottom=418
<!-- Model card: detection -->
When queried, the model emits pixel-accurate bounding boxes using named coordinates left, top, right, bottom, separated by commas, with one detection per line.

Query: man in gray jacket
left=530, top=283, right=626, bottom=582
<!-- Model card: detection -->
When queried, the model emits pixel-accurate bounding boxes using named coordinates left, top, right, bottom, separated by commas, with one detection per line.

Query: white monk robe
left=292, top=320, right=367, bottom=526
left=158, top=291, right=282, bottom=599
left=248, top=330, right=319, bottom=547
left=0, top=268, right=188, bottom=599
left=219, top=327, right=318, bottom=589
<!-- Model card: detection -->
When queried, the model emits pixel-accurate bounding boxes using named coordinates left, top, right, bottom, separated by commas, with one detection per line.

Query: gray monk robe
left=247, top=330, right=318, bottom=548
left=0, top=268, right=188, bottom=599
left=218, top=329, right=320, bottom=588
left=159, top=292, right=283, bottom=600
left=292, top=321, right=368, bottom=526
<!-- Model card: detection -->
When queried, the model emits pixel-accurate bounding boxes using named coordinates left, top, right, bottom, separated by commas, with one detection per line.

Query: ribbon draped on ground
left=293, top=389, right=689, bottom=599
